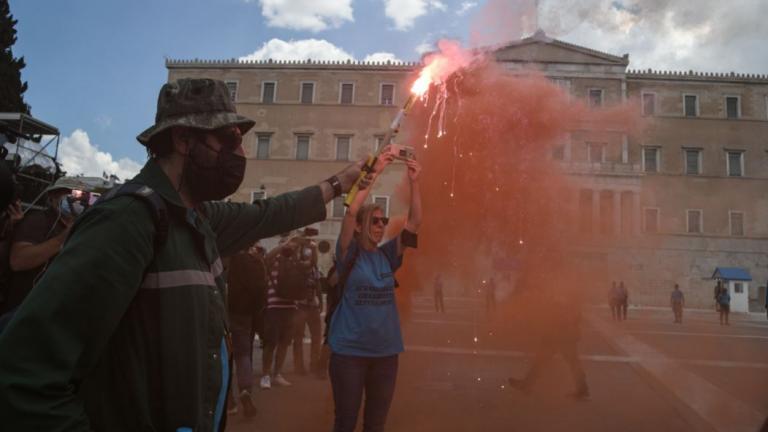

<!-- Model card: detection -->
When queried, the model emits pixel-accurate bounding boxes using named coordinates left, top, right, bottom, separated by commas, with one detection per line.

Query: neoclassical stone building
left=167, top=31, right=768, bottom=310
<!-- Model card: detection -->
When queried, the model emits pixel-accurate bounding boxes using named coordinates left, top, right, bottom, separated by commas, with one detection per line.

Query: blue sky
left=8, top=0, right=768, bottom=179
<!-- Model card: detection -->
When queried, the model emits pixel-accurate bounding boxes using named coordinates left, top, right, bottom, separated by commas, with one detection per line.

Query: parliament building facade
left=167, top=31, right=768, bottom=311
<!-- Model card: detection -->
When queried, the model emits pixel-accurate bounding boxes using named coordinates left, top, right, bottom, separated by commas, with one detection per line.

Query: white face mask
left=303, top=248, right=312, bottom=258
left=59, top=196, right=84, bottom=218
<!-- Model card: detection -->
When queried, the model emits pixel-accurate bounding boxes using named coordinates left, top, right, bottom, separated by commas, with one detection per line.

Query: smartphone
left=389, top=144, right=416, bottom=161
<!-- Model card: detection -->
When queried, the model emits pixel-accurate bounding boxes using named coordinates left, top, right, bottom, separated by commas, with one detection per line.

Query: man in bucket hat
left=0, top=78, right=367, bottom=431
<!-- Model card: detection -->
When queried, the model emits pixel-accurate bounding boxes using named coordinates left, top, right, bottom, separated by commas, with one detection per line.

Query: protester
left=226, top=242, right=268, bottom=418
left=327, top=148, right=422, bottom=432
left=0, top=78, right=366, bottom=431
left=608, top=281, right=621, bottom=321
left=508, top=279, right=590, bottom=400
left=618, top=281, right=629, bottom=320
left=0, top=177, right=85, bottom=328
left=292, top=239, right=323, bottom=377
left=260, top=237, right=302, bottom=389
left=670, top=284, right=685, bottom=324
left=717, top=285, right=731, bottom=326
left=434, top=273, right=445, bottom=313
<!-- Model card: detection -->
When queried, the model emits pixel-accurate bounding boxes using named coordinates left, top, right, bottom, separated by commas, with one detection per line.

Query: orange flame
left=410, top=40, right=477, bottom=97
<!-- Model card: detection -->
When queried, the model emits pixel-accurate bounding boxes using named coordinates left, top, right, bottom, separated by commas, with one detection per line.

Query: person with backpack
left=327, top=147, right=422, bottom=432
left=0, top=78, right=367, bottom=431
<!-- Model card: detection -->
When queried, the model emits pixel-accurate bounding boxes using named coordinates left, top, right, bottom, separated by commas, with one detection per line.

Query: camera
left=389, top=144, right=415, bottom=161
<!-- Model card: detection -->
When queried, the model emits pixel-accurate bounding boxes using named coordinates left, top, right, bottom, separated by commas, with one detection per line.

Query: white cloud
left=363, top=52, right=403, bottom=63
left=239, top=39, right=405, bottom=64
left=415, top=41, right=434, bottom=55
left=457, top=1, right=478, bottom=15
left=59, top=129, right=142, bottom=180
left=383, top=0, right=447, bottom=30
left=258, top=0, right=353, bottom=32
left=239, top=38, right=354, bottom=62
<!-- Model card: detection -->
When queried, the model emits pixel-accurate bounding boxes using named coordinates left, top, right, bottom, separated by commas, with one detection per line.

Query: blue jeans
left=329, top=353, right=398, bottom=432
left=230, top=313, right=254, bottom=391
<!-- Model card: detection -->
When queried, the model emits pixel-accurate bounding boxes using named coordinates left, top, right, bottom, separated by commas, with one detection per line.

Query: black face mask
left=183, top=137, right=246, bottom=202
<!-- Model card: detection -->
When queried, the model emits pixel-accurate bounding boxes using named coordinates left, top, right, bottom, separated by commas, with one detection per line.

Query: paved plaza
left=229, top=295, right=768, bottom=432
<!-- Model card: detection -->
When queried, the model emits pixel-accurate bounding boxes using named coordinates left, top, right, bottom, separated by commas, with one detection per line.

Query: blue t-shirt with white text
left=329, top=237, right=404, bottom=357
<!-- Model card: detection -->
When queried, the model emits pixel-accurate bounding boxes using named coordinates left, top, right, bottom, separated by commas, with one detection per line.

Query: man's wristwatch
left=326, top=175, right=343, bottom=198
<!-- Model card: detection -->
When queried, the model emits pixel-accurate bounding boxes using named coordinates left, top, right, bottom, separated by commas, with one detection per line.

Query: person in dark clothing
left=0, top=78, right=366, bottom=431
left=0, top=177, right=85, bottom=324
left=618, top=281, right=628, bottom=320
left=227, top=243, right=268, bottom=418
left=292, top=240, right=323, bottom=377
left=718, top=286, right=731, bottom=326
left=670, top=284, right=685, bottom=324
left=434, top=274, right=445, bottom=313
left=608, top=281, right=620, bottom=321
left=508, top=283, right=589, bottom=400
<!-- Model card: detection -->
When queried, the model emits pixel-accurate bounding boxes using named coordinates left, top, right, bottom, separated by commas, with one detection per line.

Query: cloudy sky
left=9, top=0, right=768, bottom=179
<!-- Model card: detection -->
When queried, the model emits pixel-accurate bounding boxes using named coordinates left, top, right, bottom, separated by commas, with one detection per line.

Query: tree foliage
left=0, top=0, right=30, bottom=114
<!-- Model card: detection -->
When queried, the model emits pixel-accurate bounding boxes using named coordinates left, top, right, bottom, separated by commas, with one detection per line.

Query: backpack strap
left=97, top=183, right=169, bottom=249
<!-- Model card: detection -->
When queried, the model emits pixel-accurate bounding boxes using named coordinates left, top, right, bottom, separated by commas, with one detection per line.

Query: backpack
left=94, top=183, right=169, bottom=251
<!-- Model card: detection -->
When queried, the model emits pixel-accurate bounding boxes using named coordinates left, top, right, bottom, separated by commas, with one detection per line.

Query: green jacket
left=0, top=159, right=327, bottom=431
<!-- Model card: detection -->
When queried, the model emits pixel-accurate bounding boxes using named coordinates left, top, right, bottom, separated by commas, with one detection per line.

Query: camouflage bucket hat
left=136, top=78, right=256, bottom=146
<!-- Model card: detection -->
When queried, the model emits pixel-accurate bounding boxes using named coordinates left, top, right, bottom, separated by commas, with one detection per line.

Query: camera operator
left=0, top=177, right=86, bottom=329
left=291, top=231, right=324, bottom=378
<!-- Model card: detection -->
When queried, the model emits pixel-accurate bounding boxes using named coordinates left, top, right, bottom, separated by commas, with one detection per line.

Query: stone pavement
left=227, top=295, right=768, bottom=432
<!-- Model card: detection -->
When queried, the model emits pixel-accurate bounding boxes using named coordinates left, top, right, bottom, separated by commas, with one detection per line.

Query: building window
left=643, top=208, right=659, bottom=233
left=373, top=195, right=390, bottom=216
left=261, top=81, right=276, bottom=103
left=734, top=282, right=744, bottom=294
left=332, top=194, right=347, bottom=218
left=726, top=151, right=744, bottom=177
left=725, top=96, right=740, bottom=119
left=730, top=211, right=744, bottom=237
left=336, top=136, right=351, bottom=161
left=643, top=147, right=659, bottom=173
left=300, top=82, right=315, bottom=104
left=380, top=83, right=395, bottom=105
left=588, top=89, right=603, bottom=108
left=225, top=81, right=238, bottom=102
left=256, top=134, right=271, bottom=160
left=684, top=149, right=702, bottom=175
left=684, top=94, right=698, bottom=117
left=587, top=142, right=604, bottom=163
left=340, top=82, right=354, bottom=104
left=686, top=209, right=703, bottom=234
left=296, top=134, right=310, bottom=160
left=578, top=189, right=593, bottom=233
left=251, top=190, right=267, bottom=202
left=642, top=93, right=656, bottom=116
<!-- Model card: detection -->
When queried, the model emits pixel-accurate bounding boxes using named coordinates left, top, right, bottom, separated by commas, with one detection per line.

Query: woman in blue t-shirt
left=328, top=147, right=422, bottom=432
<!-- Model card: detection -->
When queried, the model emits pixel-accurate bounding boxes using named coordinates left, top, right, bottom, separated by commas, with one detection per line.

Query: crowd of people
left=0, top=78, right=422, bottom=432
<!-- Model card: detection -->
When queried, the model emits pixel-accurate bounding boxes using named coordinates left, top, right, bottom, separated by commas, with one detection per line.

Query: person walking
left=292, top=241, right=323, bottom=377
left=0, top=78, right=365, bottom=431
left=670, top=284, right=685, bottom=324
left=608, top=281, right=621, bottom=321
left=618, top=281, right=629, bottom=321
left=327, top=147, right=422, bottom=432
left=718, top=285, right=731, bottom=326
left=434, top=274, right=445, bottom=313
left=508, top=280, right=589, bottom=400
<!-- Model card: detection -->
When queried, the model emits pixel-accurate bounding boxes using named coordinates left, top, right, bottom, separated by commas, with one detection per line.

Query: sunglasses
left=371, top=216, right=390, bottom=226
left=211, top=126, right=243, bottom=151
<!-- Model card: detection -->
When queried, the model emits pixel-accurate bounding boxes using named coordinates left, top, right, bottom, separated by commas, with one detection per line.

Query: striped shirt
left=266, top=257, right=297, bottom=309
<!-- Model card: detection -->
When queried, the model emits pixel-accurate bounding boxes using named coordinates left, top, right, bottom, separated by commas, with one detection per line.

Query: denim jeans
left=292, top=306, right=322, bottom=373
left=229, top=313, right=254, bottom=391
left=329, top=353, right=398, bottom=432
